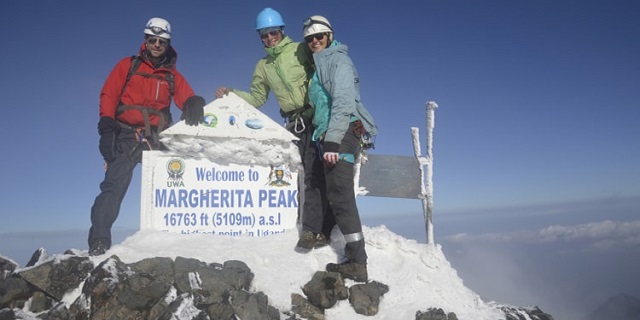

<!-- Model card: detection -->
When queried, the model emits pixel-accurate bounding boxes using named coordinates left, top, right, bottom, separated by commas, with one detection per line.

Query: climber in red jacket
left=89, top=17, right=206, bottom=256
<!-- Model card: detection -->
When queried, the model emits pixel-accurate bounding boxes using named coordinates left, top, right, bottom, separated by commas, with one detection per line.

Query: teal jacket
left=232, top=36, right=312, bottom=116
left=308, top=41, right=378, bottom=148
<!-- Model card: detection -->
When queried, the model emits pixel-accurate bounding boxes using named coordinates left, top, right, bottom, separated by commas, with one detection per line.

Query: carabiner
left=293, top=117, right=306, bottom=134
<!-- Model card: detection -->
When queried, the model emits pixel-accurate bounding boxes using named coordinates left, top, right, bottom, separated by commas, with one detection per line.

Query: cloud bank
left=445, top=219, right=640, bottom=252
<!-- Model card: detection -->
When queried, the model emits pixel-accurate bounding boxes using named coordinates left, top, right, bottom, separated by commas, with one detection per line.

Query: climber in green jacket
left=214, top=7, right=330, bottom=252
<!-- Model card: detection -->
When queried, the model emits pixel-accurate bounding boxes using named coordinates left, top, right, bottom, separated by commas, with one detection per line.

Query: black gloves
left=181, top=95, right=205, bottom=126
left=97, top=116, right=119, bottom=163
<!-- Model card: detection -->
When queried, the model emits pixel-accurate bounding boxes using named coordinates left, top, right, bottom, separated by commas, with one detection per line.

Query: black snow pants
left=88, top=127, right=157, bottom=248
left=293, top=122, right=334, bottom=236
left=324, top=122, right=367, bottom=264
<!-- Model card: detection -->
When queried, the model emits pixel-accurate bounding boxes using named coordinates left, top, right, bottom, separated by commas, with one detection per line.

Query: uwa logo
left=166, top=158, right=185, bottom=187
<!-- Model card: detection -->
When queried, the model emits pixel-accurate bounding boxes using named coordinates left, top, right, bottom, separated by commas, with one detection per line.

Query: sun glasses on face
left=259, top=30, right=281, bottom=39
left=305, top=33, right=326, bottom=43
left=146, top=36, right=169, bottom=46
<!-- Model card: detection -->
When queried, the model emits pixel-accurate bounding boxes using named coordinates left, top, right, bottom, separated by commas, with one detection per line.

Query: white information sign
left=140, top=151, right=298, bottom=237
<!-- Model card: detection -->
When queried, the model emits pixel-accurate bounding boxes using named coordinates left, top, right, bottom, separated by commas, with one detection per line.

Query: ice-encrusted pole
left=411, top=101, right=438, bottom=244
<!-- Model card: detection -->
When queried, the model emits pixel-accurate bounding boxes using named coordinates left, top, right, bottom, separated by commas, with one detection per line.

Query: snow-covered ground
left=82, top=225, right=506, bottom=319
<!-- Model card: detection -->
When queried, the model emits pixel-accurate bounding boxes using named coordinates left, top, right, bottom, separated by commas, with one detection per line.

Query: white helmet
left=302, top=15, right=333, bottom=38
left=144, top=17, right=172, bottom=39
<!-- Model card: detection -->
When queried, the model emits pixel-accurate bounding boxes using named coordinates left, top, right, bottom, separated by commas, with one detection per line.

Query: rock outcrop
left=0, top=248, right=554, bottom=319
left=0, top=252, right=388, bottom=320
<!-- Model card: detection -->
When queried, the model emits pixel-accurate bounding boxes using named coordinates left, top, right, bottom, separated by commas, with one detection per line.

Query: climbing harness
left=134, top=128, right=153, bottom=151
left=283, top=104, right=312, bottom=134
left=115, top=55, right=175, bottom=146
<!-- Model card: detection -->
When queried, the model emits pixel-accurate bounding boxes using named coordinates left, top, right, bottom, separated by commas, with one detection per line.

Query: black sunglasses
left=304, top=33, right=326, bottom=43
left=259, top=30, right=281, bottom=39
left=146, top=36, right=169, bottom=46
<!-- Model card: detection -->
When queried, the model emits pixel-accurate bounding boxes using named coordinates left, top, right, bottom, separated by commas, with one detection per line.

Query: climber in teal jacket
left=302, top=15, right=378, bottom=282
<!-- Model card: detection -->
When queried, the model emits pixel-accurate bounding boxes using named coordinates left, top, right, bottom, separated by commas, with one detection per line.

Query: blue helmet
left=256, top=7, right=285, bottom=30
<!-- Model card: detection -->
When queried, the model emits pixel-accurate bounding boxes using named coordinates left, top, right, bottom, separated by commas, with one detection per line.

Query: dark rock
left=77, top=256, right=177, bottom=320
left=221, top=260, right=254, bottom=291
left=63, top=249, right=78, bottom=256
left=290, top=293, right=324, bottom=320
left=119, top=256, right=175, bottom=310
left=231, top=290, right=279, bottom=320
left=40, top=301, right=75, bottom=320
left=0, top=276, right=31, bottom=309
left=202, top=299, right=235, bottom=320
left=349, top=280, right=389, bottom=316
left=0, top=257, right=18, bottom=280
left=302, top=271, right=348, bottom=309
left=17, top=255, right=93, bottom=301
left=0, top=249, right=558, bottom=320
left=500, top=305, right=555, bottom=320
left=25, top=248, right=48, bottom=268
left=195, top=263, right=233, bottom=305
left=29, top=291, right=52, bottom=313
left=157, top=292, right=209, bottom=320
left=416, top=307, right=449, bottom=320
left=80, top=255, right=123, bottom=318
left=0, top=308, right=17, bottom=320
left=78, top=255, right=142, bottom=319
left=173, top=256, right=208, bottom=294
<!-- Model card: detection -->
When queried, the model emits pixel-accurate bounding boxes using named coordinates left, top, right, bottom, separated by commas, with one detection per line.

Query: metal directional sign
left=359, top=154, right=421, bottom=199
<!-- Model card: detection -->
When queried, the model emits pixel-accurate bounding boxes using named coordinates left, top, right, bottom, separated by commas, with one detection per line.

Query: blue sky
left=1, top=1, right=639, bottom=319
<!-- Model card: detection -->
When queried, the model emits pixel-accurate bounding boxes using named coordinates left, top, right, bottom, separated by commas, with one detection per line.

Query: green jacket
left=232, top=36, right=312, bottom=115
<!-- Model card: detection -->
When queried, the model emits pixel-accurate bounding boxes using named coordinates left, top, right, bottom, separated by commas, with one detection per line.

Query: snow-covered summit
left=2, top=226, right=505, bottom=319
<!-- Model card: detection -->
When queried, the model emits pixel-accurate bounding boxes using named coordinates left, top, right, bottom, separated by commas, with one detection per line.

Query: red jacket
left=99, top=43, right=195, bottom=127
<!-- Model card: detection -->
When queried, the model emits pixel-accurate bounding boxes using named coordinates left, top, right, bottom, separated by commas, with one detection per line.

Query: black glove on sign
left=181, top=95, right=205, bottom=126
left=98, top=116, right=119, bottom=163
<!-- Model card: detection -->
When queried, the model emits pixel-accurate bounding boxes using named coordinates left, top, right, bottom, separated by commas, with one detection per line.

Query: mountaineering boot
left=314, top=233, right=330, bottom=248
left=295, top=230, right=316, bottom=253
left=326, top=261, right=368, bottom=282
left=89, top=240, right=109, bottom=256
